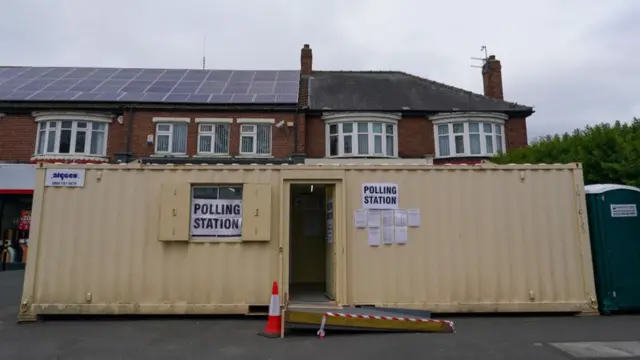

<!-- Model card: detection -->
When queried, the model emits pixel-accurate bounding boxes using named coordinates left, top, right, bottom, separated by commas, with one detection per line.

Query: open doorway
left=289, top=183, right=336, bottom=303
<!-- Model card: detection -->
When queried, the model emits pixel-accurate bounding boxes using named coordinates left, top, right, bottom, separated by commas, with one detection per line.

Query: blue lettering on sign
left=52, top=172, right=79, bottom=180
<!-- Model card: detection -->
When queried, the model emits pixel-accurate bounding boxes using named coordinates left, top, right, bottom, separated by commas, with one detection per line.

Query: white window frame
left=195, top=118, right=232, bottom=156
left=432, top=112, right=508, bottom=159
left=238, top=118, right=274, bottom=156
left=32, top=111, right=112, bottom=158
left=152, top=117, right=190, bottom=155
left=323, top=112, right=400, bottom=158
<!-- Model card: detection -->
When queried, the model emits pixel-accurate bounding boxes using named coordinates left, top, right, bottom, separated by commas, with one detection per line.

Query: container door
left=325, top=185, right=336, bottom=300
left=607, top=195, right=640, bottom=310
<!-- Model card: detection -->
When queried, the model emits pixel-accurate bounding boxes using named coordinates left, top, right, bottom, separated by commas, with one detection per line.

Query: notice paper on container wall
left=394, top=226, right=408, bottom=245
left=191, top=199, right=243, bottom=237
left=382, top=210, right=394, bottom=227
left=367, top=210, right=381, bottom=228
left=407, top=209, right=421, bottom=227
left=394, top=210, right=407, bottom=227
left=368, top=227, right=381, bottom=246
left=354, top=210, right=367, bottom=228
left=382, top=227, right=394, bottom=245
left=362, top=183, right=399, bottom=209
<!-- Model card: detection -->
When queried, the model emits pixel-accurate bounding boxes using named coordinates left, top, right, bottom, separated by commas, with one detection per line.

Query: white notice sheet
left=394, top=210, right=407, bottom=227
left=394, top=226, right=408, bottom=244
left=382, top=210, right=394, bottom=227
left=355, top=210, right=367, bottom=228
left=407, top=209, right=421, bottom=227
left=368, top=227, right=381, bottom=246
left=367, top=210, right=381, bottom=228
left=382, top=226, right=394, bottom=245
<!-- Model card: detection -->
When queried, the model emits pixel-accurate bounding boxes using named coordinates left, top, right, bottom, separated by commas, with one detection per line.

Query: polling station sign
left=191, top=199, right=243, bottom=237
left=362, top=183, right=399, bottom=209
left=44, top=169, right=86, bottom=187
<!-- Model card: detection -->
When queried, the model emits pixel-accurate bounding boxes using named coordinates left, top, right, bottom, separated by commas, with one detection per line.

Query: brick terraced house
left=0, top=44, right=533, bottom=167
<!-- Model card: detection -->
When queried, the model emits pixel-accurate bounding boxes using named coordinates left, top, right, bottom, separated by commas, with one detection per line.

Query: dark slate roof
left=308, top=71, right=533, bottom=114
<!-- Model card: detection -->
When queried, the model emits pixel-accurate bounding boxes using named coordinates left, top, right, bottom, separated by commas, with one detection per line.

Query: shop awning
left=0, top=164, right=35, bottom=194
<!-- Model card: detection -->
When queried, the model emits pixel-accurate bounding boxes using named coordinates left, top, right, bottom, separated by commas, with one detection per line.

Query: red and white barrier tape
left=317, top=311, right=455, bottom=338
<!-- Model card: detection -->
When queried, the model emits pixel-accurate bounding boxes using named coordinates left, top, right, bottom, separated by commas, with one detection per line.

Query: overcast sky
left=1, top=0, right=638, bottom=139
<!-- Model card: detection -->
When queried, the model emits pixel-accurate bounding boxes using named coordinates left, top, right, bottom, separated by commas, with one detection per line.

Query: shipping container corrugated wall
left=19, top=162, right=598, bottom=319
left=343, top=165, right=597, bottom=313
left=21, top=165, right=282, bottom=317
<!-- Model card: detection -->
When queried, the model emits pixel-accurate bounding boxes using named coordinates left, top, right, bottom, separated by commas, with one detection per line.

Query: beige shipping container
left=18, top=162, right=598, bottom=320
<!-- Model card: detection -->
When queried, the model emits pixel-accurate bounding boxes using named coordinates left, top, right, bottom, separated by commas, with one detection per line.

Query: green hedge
left=492, top=118, right=640, bottom=186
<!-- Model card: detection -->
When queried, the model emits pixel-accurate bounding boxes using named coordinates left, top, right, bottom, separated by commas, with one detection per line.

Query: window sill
left=236, top=155, right=274, bottom=158
left=435, top=154, right=496, bottom=159
left=189, top=238, right=242, bottom=243
left=30, top=154, right=109, bottom=162
left=326, top=155, right=399, bottom=158
left=150, top=154, right=189, bottom=158
left=193, top=154, right=232, bottom=158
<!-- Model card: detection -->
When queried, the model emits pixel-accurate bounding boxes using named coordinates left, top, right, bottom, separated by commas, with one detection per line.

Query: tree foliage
left=492, top=118, right=640, bottom=186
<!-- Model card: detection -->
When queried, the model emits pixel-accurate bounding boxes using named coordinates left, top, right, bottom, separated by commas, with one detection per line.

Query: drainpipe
left=125, top=106, right=134, bottom=162
left=293, top=108, right=299, bottom=156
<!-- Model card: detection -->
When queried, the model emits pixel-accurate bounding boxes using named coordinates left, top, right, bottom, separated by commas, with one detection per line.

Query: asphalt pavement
left=1, top=270, right=639, bottom=360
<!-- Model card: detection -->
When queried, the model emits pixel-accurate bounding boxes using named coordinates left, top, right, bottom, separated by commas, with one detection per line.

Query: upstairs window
left=197, top=123, right=229, bottom=155
left=35, top=120, right=108, bottom=157
left=436, top=121, right=505, bottom=158
left=327, top=121, right=397, bottom=157
left=239, top=124, right=271, bottom=155
left=155, top=123, right=188, bottom=155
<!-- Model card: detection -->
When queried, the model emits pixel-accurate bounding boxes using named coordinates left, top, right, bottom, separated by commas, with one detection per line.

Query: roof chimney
left=301, top=44, right=312, bottom=76
left=482, top=55, right=503, bottom=100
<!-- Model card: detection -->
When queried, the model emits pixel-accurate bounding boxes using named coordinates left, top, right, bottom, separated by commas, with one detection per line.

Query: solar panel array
left=0, top=67, right=300, bottom=104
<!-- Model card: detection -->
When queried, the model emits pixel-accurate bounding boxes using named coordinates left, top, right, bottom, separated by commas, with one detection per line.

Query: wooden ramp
left=284, top=304, right=455, bottom=337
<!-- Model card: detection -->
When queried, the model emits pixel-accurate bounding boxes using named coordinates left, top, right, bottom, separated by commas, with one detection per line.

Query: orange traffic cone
left=258, top=281, right=282, bottom=338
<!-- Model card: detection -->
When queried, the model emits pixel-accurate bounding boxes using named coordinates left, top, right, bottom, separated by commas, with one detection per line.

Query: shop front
left=0, top=164, right=35, bottom=271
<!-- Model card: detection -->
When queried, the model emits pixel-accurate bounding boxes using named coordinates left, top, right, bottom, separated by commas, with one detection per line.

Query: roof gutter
left=308, top=108, right=535, bottom=118
left=0, top=101, right=299, bottom=113
left=138, top=157, right=295, bottom=165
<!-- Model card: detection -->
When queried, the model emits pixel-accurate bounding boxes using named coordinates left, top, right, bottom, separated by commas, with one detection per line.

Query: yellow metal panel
left=342, top=166, right=597, bottom=313
left=20, top=163, right=597, bottom=317
left=241, top=183, right=272, bottom=241
left=158, top=183, right=191, bottom=242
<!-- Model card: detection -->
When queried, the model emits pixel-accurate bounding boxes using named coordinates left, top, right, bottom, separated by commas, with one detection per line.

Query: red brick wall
left=505, top=117, right=528, bottom=150
left=0, top=110, right=297, bottom=163
left=305, top=115, right=324, bottom=158
left=305, top=115, right=435, bottom=159
left=0, top=114, right=123, bottom=163
left=129, top=111, right=296, bottom=158
left=0, top=115, right=37, bottom=163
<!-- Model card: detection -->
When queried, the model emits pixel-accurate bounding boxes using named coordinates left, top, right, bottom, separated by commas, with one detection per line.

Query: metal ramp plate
left=285, top=306, right=454, bottom=333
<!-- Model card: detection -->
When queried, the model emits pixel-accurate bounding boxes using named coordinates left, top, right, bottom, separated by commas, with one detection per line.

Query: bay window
left=324, top=113, right=399, bottom=158
left=33, top=112, right=111, bottom=158
left=433, top=112, right=507, bottom=158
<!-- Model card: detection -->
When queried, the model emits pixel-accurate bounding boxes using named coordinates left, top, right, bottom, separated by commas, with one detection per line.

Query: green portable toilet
left=585, top=184, right=640, bottom=314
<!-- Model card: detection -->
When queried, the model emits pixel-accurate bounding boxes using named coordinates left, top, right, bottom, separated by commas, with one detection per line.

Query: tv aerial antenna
left=470, top=45, right=489, bottom=68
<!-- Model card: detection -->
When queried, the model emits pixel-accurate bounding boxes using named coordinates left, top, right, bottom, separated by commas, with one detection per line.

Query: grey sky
left=2, top=0, right=638, bottom=140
